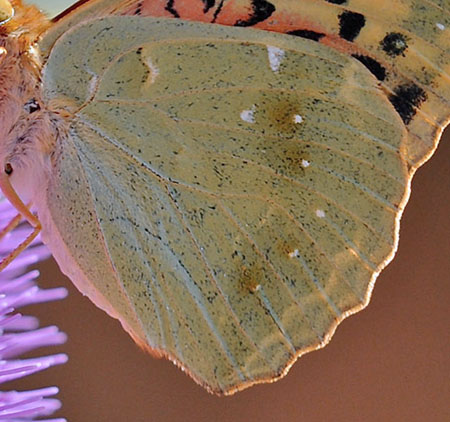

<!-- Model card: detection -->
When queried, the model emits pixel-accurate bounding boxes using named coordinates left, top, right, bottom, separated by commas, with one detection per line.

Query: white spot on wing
left=144, top=56, right=159, bottom=86
left=89, top=75, right=99, bottom=95
left=267, top=45, right=285, bottom=73
left=301, top=159, right=310, bottom=168
left=240, top=105, right=256, bottom=123
left=294, top=114, right=303, bottom=124
left=316, top=209, right=325, bottom=218
left=288, top=249, right=299, bottom=258
left=436, top=23, right=445, bottom=31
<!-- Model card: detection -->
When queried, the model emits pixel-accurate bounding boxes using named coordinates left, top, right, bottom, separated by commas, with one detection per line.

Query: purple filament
left=0, top=199, right=68, bottom=421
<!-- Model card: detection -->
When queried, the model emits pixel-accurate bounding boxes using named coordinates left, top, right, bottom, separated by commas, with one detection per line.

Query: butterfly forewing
left=118, top=0, right=450, bottom=166
left=42, top=0, right=450, bottom=170
left=38, top=17, right=411, bottom=393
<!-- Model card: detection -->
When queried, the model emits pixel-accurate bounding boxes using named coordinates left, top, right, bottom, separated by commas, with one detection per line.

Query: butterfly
left=0, top=0, right=448, bottom=395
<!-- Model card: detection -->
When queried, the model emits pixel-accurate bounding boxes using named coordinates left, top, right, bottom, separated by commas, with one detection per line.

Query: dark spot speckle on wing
left=202, top=0, right=216, bottom=13
left=165, top=0, right=180, bottom=18
left=338, top=11, right=366, bottom=42
left=287, top=29, right=326, bottom=42
left=388, top=83, right=427, bottom=124
left=352, top=54, right=387, bottom=81
left=234, top=0, right=275, bottom=27
left=380, top=32, right=409, bottom=57
left=134, top=1, right=143, bottom=15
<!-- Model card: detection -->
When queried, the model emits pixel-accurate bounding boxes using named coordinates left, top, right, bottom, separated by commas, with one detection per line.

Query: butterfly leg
left=0, top=173, right=42, bottom=271
left=0, top=212, right=22, bottom=241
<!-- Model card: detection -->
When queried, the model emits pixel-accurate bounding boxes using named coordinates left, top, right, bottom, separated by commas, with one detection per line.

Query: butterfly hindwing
left=39, top=16, right=411, bottom=393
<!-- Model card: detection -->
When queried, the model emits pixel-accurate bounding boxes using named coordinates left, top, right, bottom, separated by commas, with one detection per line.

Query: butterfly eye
left=4, top=163, right=13, bottom=175
left=0, top=0, right=13, bottom=25
left=24, top=98, right=40, bottom=114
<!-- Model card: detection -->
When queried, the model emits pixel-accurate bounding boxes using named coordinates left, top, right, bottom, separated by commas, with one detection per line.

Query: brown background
left=5, top=127, right=449, bottom=421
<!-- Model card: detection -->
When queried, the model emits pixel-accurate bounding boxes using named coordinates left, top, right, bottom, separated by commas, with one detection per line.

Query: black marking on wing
left=212, top=0, right=225, bottom=22
left=380, top=32, right=409, bottom=57
left=165, top=0, right=180, bottom=18
left=338, top=11, right=366, bottom=42
left=388, top=83, right=427, bottom=124
left=134, top=1, right=143, bottom=15
left=327, top=0, right=348, bottom=4
left=234, top=0, right=275, bottom=27
left=202, top=0, right=216, bottom=13
left=352, top=54, right=387, bottom=81
left=287, top=29, right=326, bottom=42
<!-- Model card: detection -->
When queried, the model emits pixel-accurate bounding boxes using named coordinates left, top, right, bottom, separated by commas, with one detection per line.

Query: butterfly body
left=0, top=0, right=448, bottom=394
left=0, top=5, right=54, bottom=206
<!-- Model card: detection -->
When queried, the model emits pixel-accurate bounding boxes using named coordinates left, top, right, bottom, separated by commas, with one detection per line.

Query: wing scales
left=70, top=121, right=303, bottom=389
left=41, top=17, right=411, bottom=393
left=103, top=0, right=450, bottom=167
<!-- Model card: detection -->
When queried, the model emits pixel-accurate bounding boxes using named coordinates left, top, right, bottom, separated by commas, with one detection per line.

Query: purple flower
left=0, top=198, right=68, bottom=421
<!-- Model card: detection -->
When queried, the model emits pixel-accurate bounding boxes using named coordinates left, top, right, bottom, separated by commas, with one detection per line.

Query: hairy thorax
left=0, top=28, right=59, bottom=204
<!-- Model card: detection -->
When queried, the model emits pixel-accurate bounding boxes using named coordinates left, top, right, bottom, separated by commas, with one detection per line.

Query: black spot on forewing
left=212, top=0, right=225, bottom=22
left=389, top=83, right=427, bottom=124
left=235, top=0, right=275, bottom=27
left=327, top=0, right=347, bottom=4
left=165, top=0, right=180, bottom=18
left=380, top=32, right=409, bottom=57
left=338, top=11, right=366, bottom=41
left=287, top=29, right=325, bottom=41
left=202, top=0, right=216, bottom=13
left=352, top=54, right=386, bottom=81
left=134, top=1, right=143, bottom=15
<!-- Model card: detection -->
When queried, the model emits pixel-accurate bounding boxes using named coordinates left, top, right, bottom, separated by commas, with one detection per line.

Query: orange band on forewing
left=0, top=173, right=40, bottom=228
